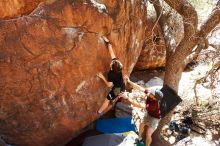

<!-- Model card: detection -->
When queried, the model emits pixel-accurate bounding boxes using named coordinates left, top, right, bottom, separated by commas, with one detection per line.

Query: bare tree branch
left=183, top=3, right=220, bottom=67
left=163, top=0, right=198, bottom=91
left=193, top=60, right=220, bottom=105
left=164, top=0, right=220, bottom=91
left=184, top=38, right=209, bottom=66
left=151, top=0, right=176, bottom=60
left=210, top=44, right=220, bottom=51
left=156, top=0, right=220, bottom=136
left=164, top=0, right=198, bottom=56
left=198, top=2, right=220, bottom=37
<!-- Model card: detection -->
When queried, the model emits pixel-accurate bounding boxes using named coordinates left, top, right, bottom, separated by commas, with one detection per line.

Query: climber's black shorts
left=106, top=87, right=121, bottom=100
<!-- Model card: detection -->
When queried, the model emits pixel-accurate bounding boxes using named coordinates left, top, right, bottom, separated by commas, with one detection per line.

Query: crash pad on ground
left=83, top=131, right=140, bottom=146
left=83, top=134, right=124, bottom=146
left=96, top=117, right=136, bottom=134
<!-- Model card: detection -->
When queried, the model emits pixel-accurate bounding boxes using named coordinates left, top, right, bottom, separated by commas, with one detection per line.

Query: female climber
left=97, top=36, right=125, bottom=117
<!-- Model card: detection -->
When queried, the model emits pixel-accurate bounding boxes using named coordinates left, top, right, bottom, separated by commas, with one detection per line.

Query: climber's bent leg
left=98, top=98, right=110, bottom=116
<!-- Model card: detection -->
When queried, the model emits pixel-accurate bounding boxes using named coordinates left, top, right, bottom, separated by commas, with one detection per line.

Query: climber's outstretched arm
left=107, top=43, right=116, bottom=60
left=124, top=75, right=146, bottom=92
left=102, top=36, right=116, bottom=59
left=97, top=72, right=113, bottom=88
left=119, top=93, right=145, bottom=109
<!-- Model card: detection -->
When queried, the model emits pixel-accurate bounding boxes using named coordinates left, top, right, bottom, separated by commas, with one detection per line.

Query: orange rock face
left=0, top=0, right=148, bottom=146
left=0, top=0, right=46, bottom=19
left=134, top=19, right=166, bottom=70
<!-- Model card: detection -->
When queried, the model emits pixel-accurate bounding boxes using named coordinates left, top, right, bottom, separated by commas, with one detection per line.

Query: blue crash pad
left=96, top=117, right=136, bottom=134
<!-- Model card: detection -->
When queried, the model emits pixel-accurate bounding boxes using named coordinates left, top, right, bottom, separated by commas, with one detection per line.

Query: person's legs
left=105, top=96, right=119, bottom=112
left=142, top=115, right=160, bottom=146
left=145, top=126, right=154, bottom=146
left=97, top=90, right=116, bottom=115
left=139, top=123, right=145, bottom=138
left=97, top=98, right=110, bottom=115
left=139, top=112, right=148, bottom=140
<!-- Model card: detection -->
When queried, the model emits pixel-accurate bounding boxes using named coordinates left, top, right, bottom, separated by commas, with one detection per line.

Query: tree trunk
left=151, top=1, right=220, bottom=145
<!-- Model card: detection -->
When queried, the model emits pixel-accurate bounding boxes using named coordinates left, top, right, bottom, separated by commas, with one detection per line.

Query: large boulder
left=0, top=0, right=148, bottom=146
left=134, top=19, right=166, bottom=70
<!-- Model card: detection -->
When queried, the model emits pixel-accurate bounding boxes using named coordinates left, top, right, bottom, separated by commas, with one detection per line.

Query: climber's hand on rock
left=124, top=75, right=130, bottom=83
left=97, top=72, right=104, bottom=79
left=118, top=92, right=128, bottom=100
left=102, top=36, right=110, bottom=43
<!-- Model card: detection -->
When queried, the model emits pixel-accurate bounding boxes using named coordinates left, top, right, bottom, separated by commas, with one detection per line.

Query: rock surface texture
left=134, top=19, right=166, bottom=70
left=0, top=0, right=46, bottom=19
left=0, top=0, right=148, bottom=146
